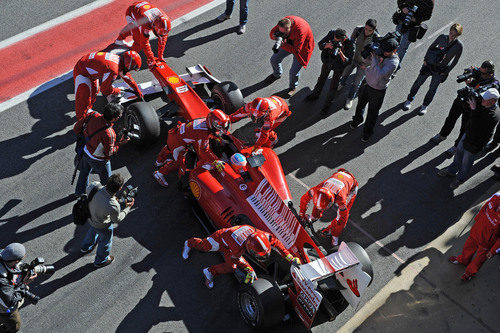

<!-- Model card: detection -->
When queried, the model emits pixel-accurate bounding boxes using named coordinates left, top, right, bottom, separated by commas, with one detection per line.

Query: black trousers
left=438, top=97, right=471, bottom=147
left=353, top=83, right=387, bottom=137
left=312, top=62, right=343, bottom=104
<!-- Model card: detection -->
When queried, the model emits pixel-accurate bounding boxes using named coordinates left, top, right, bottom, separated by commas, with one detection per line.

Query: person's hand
left=324, top=42, right=334, bottom=49
left=467, top=97, right=477, bottom=110
left=147, top=58, right=157, bottom=70
left=402, top=7, right=409, bottom=14
left=360, top=65, right=366, bottom=70
left=286, top=254, right=301, bottom=266
left=423, top=60, right=427, bottom=66
left=212, top=160, right=225, bottom=172
left=24, top=273, right=37, bottom=284
left=243, top=267, right=257, bottom=284
left=125, top=198, right=135, bottom=208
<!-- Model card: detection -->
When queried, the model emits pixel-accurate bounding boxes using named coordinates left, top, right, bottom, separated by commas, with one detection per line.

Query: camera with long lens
left=457, top=82, right=500, bottom=102
left=272, top=31, right=286, bottom=53
left=456, top=67, right=481, bottom=83
left=18, top=257, right=55, bottom=304
left=328, top=40, right=343, bottom=58
left=361, top=31, right=401, bottom=59
left=119, top=185, right=138, bottom=204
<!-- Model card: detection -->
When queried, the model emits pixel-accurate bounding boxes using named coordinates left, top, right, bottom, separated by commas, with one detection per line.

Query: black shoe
left=350, top=120, right=362, bottom=129
left=362, top=133, right=371, bottom=142
left=306, top=92, right=319, bottom=101
left=491, top=165, right=500, bottom=173
left=264, top=74, right=280, bottom=83
left=94, top=255, right=115, bottom=268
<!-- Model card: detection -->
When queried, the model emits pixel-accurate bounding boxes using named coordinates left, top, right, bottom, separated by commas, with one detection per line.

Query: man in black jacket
left=394, top=0, right=434, bottom=65
left=0, top=243, right=36, bottom=333
left=306, top=28, right=354, bottom=114
left=438, top=88, right=500, bottom=189
left=402, top=23, right=463, bottom=115
left=431, top=61, right=498, bottom=155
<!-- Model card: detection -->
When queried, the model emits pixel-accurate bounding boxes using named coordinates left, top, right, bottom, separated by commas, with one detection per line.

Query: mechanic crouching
left=229, top=96, right=291, bottom=148
left=300, top=168, right=358, bottom=247
left=182, top=225, right=301, bottom=289
left=0, top=244, right=37, bottom=332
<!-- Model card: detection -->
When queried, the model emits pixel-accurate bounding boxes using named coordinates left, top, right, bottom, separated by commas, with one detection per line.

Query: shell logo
left=167, top=76, right=180, bottom=84
left=144, top=5, right=151, bottom=9
left=189, top=181, right=201, bottom=200
left=97, top=52, right=104, bottom=56
left=337, top=174, right=344, bottom=179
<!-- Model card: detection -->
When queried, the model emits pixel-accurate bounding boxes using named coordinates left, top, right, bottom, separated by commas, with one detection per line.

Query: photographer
left=438, top=88, right=499, bottom=189
left=350, top=38, right=400, bottom=141
left=402, top=23, right=463, bottom=115
left=80, top=174, right=134, bottom=268
left=338, top=19, right=379, bottom=110
left=268, top=16, right=315, bottom=98
left=74, top=103, right=128, bottom=197
left=0, top=243, right=35, bottom=332
left=431, top=61, right=498, bottom=155
left=305, top=28, right=354, bottom=114
left=393, top=0, right=434, bottom=65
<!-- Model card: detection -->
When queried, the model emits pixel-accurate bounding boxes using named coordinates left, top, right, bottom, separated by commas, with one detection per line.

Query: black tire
left=237, top=278, right=285, bottom=329
left=211, top=81, right=245, bottom=115
left=125, top=102, right=160, bottom=146
left=346, top=242, right=374, bottom=286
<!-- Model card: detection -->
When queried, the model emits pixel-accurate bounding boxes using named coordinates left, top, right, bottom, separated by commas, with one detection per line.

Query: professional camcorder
left=457, top=82, right=500, bottom=102
left=361, top=31, right=401, bottom=59
left=328, top=40, right=343, bottom=58
left=19, top=257, right=55, bottom=304
left=272, top=31, right=286, bottom=53
left=456, top=67, right=481, bottom=83
left=119, top=185, right=138, bottom=204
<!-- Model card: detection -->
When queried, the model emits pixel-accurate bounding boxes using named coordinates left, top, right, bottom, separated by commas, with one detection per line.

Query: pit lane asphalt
left=0, top=1, right=499, bottom=332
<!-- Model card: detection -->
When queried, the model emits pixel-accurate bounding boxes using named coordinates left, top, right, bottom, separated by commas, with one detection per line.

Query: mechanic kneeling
left=182, top=225, right=301, bottom=289
left=0, top=244, right=37, bottom=332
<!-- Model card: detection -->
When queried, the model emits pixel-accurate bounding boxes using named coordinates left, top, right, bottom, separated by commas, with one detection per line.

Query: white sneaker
left=153, top=171, right=169, bottom=187
left=216, top=13, right=231, bottom=22
left=418, top=105, right=428, bottom=115
left=344, top=99, right=353, bottom=110
left=182, top=240, right=191, bottom=260
left=237, top=24, right=246, bottom=34
left=155, top=158, right=172, bottom=168
left=402, top=100, right=412, bottom=111
left=203, top=268, right=214, bottom=289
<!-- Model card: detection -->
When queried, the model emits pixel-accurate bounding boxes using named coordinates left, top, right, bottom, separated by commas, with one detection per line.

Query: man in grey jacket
left=403, top=23, right=463, bottom=115
left=339, top=19, right=378, bottom=110
left=351, top=38, right=400, bottom=141
left=80, top=173, right=134, bottom=268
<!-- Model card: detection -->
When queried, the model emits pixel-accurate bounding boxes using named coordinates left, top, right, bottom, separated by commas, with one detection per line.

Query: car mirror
left=247, top=153, right=266, bottom=168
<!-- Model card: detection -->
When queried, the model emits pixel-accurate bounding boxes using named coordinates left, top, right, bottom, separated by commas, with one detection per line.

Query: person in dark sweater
left=438, top=88, right=500, bottom=189
left=403, top=23, right=464, bottom=115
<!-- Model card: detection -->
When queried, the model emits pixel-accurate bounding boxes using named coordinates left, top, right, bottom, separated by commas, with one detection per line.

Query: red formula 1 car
left=110, top=51, right=373, bottom=330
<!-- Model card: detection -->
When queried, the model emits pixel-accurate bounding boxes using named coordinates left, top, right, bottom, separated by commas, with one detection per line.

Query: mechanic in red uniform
left=153, top=109, right=231, bottom=187
left=230, top=96, right=291, bottom=148
left=299, top=168, right=358, bottom=247
left=115, top=1, right=171, bottom=68
left=449, top=192, right=500, bottom=281
left=73, top=50, right=143, bottom=120
left=182, top=225, right=301, bottom=288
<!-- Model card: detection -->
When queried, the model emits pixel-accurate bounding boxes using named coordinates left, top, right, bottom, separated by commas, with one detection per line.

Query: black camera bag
left=72, top=186, right=99, bottom=225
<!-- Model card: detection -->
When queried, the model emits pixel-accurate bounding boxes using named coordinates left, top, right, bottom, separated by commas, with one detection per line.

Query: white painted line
left=426, top=20, right=455, bottom=40
left=287, top=172, right=405, bottom=264
left=0, top=0, right=113, bottom=50
left=0, top=0, right=226, bottom=114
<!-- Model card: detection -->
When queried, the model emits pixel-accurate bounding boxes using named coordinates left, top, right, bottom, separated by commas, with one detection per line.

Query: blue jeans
left=396, top=24, right=411, bottom=64
left=340, top=62, right=367, bottom=100
left=75, top=153, right=111, bottom=196
left=270, top=48, right=303, bottom=89
left=225, top=0, right=248, bottom=25
left=446, top=135, right=475, bottom=182
left=81, top=224, right=113, bottom=265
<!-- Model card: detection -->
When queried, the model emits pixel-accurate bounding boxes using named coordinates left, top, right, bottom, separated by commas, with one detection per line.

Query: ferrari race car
left=108, top=49, right=373, bottom=329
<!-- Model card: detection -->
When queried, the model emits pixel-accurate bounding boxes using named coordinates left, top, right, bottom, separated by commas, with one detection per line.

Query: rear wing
left=290, top=242, right=371, bottom=328
left=112, top=64, right=220, bottom=104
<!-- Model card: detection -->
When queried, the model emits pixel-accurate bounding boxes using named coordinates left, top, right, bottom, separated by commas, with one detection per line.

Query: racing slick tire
left=346, top=242, right=374, bottom=286
left=237, top=277, right=285, bottom=329
left=125, top=102, right=160, bottom=146
left=211, top=81, right=244, bottom=115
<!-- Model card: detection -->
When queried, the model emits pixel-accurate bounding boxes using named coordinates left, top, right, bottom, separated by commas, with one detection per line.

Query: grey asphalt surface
left=0, top=0, right=499, bottom=332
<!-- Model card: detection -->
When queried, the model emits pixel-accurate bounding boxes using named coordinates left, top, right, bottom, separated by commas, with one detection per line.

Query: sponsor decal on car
left=189, top=180, right=201, bottom=200
left=247, top=179, right=300, bottom=249
left=176, top=85, right=188, bottom=93
left=239, top=184, right=247, bottom=191
left=167, top=76, right=180, bottom=84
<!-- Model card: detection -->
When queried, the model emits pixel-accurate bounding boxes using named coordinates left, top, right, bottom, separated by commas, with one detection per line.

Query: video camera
left=457, top=82, right=500, bottom=102
left=401, top=5, right=418, bottom=33
left=361, top=31, right=401, bottom=59
left=456, top=67, right=481, bottom=83
left=327, top=40, right=343, bottom=58
left=19, top=257, right=55, bottom=304
left=272, top=31, right=286, bottom=53
left=119, top=185, right=138, bottom=204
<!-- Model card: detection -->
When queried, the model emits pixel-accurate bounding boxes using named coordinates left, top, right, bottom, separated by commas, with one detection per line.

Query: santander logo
left=347, top=279, right=360, bottom=297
